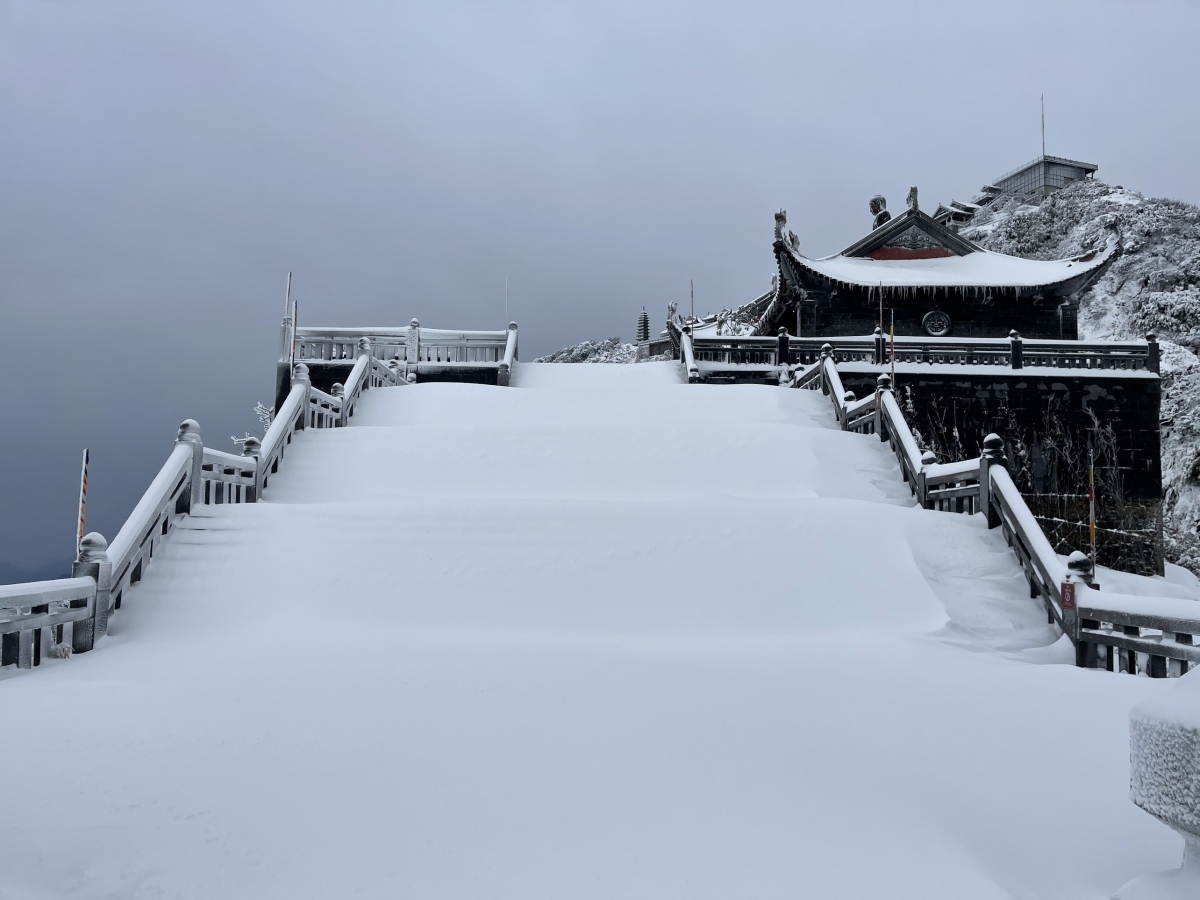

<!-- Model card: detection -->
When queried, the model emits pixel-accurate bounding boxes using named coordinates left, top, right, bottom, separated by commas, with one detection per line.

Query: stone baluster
left=873, top=325, right=885, bottom=365
left=70, top=533, right=112, bottom=654
left=175, top=419, right=204, bottom=514
left=1009, top=329, right=1023, bottom=370
left=874, top=373, right=891, bottom=440
left=406, top=319, right=420, bottom=378
left=293, top=363, right=312, bottom=430
left=241, top=437, right=261, bottom=502
left=978, top=433, right=1007, bottom=529
left=1147, top=332, right=1160, bottom=374
left=917, top=449, right=937, bottom=509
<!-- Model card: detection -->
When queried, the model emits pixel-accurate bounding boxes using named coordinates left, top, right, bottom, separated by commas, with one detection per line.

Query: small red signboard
left=1061, top=582, right=1076, bottom=610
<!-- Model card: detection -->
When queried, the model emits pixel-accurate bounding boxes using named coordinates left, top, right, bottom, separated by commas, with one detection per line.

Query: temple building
left=765, top=188, right=1116, bottom=339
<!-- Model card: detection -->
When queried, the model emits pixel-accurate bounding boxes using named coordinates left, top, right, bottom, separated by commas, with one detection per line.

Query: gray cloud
left=3, top=0, right=1199, bottom=576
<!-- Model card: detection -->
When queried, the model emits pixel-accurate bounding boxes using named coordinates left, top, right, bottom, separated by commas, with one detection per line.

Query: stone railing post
left=406, top=318, right=420, bottom=371
left=979, top=433, right=1007, bottom=529
left=874, top=373, right=891, bottom=440
left=1147, top=332, right=1160, bottom=374
left=918, top=449, right=937, bottom=509
left=241, top=437, right=261, bottom=502
left=387, top=359, right=400, bottom=384
left=1009, top=329, right=1023, bottom=370
left=819, top=343, right=833, bottom=395
left=293, top=363, right=312, bottom=430
left=1114, top=671, right=1200, bottom=899
left=873, top=325, right=885, bottom=365
left=70, top=532, right=112, bottom=653
left=175, top=419, right=204, bottom=514
left=777, top=327, right=790, bottom=367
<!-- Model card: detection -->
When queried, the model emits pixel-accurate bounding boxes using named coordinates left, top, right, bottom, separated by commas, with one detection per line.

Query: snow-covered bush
left=964, top=181, right=1200, bottom=575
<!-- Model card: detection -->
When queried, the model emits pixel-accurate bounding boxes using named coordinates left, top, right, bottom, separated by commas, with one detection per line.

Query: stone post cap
left=241, top=437, right=261, bottom=458
left=357, top=337, right=371, bottom=353
left=778, top=327, right=789, bottom=336
left=406, top=373, right=417, bottom=384
left=410, top=318, right=420, bottom=328
left=176, top=419, right=201, bottom=442
left=387, top=359, right=399, bottom=369
left=920, top=450, right=938, bottom=466
left=1146, top=332, right=1158, bottom=342
left=293, top=363, right=311, bottom=382
left=1066, top=550, right=1094, bottom=578
left=842, top=390, right=856, bottom=403
left=1009, top=329, right=1021, bottom=340
left=77, top=532, right=108, bottom=562
left=873, top=325, right=882, bottom=337
left=331, top=383, right=344, bottom=397
left=508, top=321, right=518, bottom=331
left=875, top=373, right=892, bottom=390
left=982, top=433, right=1005, bottom=457
left=821, top=342, right=834, bottom=356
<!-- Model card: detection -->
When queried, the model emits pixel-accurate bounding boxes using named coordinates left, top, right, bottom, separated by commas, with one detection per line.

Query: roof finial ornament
left=907, top=185, right=919, bottom=212
left=869, top=195, right=891, bottom=230
left=774, top=208, right=787, bottom=242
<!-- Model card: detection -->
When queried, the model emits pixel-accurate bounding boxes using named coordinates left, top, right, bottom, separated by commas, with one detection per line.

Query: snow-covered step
left=1, top=362, right=1177, bottom=898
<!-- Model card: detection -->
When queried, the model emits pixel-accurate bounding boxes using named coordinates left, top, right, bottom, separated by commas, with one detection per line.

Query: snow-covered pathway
left=1, top=363, right=1179, bottom=899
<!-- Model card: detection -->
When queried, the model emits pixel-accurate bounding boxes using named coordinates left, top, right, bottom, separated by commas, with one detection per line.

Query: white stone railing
left=790, top=348, right=1200, bottom=678
left=0, top=335, right=417, bottom=671
left=291, top=320, right=518, bottom=383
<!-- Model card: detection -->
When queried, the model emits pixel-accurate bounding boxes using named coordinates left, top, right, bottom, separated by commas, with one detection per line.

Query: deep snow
left=0, top=363, right=1183, bottom=899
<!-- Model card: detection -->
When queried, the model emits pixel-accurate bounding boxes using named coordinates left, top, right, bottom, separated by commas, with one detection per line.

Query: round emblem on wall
left=922, top=310, right=952, bottom=337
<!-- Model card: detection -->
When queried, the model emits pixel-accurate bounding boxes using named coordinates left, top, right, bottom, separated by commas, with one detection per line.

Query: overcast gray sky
left=3, top=0, right=1199, bottom=579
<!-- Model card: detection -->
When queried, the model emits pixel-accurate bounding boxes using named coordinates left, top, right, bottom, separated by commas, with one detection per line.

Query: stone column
left=1114, top=671, right=1200, bottom=899
left=71, top=533, right=112, bottom=652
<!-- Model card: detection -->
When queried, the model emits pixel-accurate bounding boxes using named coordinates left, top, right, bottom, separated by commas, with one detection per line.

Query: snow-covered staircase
left=3, top=362, right=1189, bottom=898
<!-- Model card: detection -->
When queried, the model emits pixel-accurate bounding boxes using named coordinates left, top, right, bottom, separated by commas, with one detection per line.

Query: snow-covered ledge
left=1116, top=670, right=1200, bottom=899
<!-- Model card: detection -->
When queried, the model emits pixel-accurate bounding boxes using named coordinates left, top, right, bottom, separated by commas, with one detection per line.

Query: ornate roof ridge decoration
left=839, top=207, right=981, bottom=259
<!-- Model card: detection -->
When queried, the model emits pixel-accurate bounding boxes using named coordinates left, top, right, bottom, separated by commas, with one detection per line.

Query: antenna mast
left=1041, top=94, right=1046, bottom=158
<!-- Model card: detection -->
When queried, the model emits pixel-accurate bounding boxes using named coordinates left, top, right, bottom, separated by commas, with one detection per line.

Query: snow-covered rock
left=962, top=181, right=1200, bottom=576
left=534, top=337, right=638, bottom=363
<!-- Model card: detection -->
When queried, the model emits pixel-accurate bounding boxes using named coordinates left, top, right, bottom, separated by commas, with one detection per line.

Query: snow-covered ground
left=1, top=363, right=1183, bottom=899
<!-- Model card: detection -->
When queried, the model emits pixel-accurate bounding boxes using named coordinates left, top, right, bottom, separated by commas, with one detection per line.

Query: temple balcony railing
left=689, top=328, right=1159, bottom=377
left=788, top=348, right=1196, bottom=680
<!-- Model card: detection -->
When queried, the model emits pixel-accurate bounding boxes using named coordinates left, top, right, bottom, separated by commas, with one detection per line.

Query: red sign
left=1061, top=583, right=1076, bottom=610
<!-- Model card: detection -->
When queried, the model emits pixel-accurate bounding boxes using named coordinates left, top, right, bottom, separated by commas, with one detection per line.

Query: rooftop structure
left=934, top=154, right=1098, bottom=229
left=764, top=196, right=1116, bottom=339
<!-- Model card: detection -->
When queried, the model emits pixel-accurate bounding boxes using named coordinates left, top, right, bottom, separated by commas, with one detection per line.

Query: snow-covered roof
left=787, top=240, right=1116, bottom=290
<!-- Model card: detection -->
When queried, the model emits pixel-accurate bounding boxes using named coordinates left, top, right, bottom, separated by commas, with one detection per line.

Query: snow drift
left=0, top=364, right=1182, bottom=899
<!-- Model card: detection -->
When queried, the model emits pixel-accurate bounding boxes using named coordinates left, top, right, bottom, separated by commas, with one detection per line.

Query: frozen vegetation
left=1, top=364, right=1187, bottom=898
left=533, top=337, right=638, bottom=363
left=962, top=181, right=1200, bottom=575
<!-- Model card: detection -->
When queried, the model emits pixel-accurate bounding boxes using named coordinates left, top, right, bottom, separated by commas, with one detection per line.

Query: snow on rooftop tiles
left=791, top=243, right=1117, bottom=289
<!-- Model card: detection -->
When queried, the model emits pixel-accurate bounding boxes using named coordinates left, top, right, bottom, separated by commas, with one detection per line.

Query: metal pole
left=76, top=448, right=89, bottom=555
left=1089, top=445, right=1096, bottom=570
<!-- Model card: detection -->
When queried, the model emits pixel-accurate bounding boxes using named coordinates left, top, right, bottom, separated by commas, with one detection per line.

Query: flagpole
left=1089, top=445, right=1096, bottom=570
left=76, top=448, right=90, bottom=555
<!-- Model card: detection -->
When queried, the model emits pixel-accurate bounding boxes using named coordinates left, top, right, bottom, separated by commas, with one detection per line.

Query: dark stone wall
left=794, top=288, right=1077, bottom=340
left=839, top=368, right=1163, bottom=573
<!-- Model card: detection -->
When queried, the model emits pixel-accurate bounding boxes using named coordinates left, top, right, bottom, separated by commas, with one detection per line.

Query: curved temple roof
left=777, top=206, right=1118, bottom=295
left=787, top=241, right=1118, bottom=290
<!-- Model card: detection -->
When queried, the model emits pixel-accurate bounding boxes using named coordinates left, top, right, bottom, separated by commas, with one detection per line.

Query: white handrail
left=498, top=323, right=518, bottom=386
left=106, top=443, right=193, bottom=579
left=680, top=331, right=699, bottom=383
left=880, top=392, right=924, bottom=475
